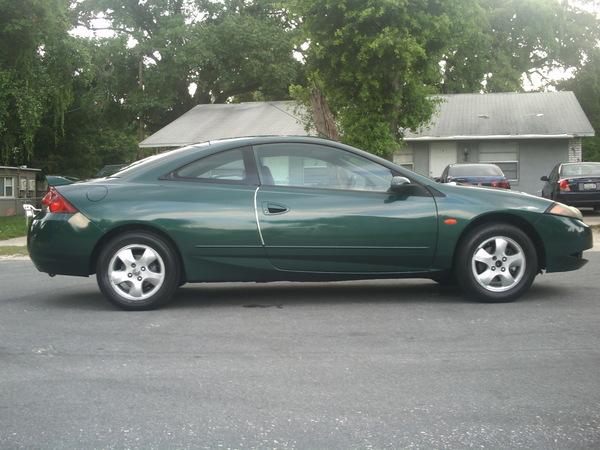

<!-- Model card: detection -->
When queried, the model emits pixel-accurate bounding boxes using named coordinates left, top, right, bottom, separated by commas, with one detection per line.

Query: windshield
left=561, top=163, right=600, bottom=177
left=448, top=164, right=503, bottom=177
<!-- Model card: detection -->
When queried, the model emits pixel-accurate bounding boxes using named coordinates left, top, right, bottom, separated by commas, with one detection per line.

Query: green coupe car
left=26, top=136, right=593, bottom=310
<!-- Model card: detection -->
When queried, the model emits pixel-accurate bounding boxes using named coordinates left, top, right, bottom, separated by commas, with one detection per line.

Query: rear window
left=109, top=143, right=210, bottom=178
left=561, top=164, right=600, bottom=177
left=448, top=164, right=503, bottom=177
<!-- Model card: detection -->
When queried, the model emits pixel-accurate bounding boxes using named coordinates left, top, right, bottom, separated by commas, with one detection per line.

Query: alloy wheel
left=471, top=236, right=526, bottom=293
left=108, top=244, right=166, bottom=301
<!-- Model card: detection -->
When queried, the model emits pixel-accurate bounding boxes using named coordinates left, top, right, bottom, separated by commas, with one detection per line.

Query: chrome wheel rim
left=471, top=236, right=526, bottom=293
left=108, top=244, right=165, bottom=301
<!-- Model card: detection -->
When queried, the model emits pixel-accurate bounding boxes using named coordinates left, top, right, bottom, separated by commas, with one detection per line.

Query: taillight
left=559, top=179, right=571, bottom=191
left=492, top=181, right=511, bottom=189
left=41, top=187, right=78, bottom=213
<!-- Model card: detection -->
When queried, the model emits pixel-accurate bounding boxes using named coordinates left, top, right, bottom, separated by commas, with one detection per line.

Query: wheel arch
left=89, top=223, right=187, bottom=281
left=454, top=212, right=546, bottom=270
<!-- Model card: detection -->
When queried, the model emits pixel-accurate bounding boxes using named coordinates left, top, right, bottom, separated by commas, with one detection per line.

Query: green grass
left=0, top=216, right=28, bottom=240
left=0, top=245, right=28, bottom=256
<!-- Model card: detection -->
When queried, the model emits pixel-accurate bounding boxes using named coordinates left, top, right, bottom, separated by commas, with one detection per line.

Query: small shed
left=396, top=91, right=595, bottom=194
left=0, top=166, right=41, bottom=216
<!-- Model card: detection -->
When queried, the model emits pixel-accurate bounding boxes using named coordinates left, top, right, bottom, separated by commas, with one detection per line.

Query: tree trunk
left=309, top=87, right=340, bottom=141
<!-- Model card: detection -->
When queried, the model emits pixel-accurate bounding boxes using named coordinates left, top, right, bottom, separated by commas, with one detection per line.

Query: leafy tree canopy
left=560, top=49, right=600, bottom=162
left=441, top=0, right=600, bottom=93
left=1, top=0, right=599, bottom=175
left=0, top=0, right=81, bottom=165
left=293, top=0, right=600, bottom=157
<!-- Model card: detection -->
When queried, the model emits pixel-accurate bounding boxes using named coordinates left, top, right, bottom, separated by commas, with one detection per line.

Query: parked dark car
left=45, top=175, right=79, bottom=187
left=437, top=163, right=511, bottom=189
left=26, top=136, right=592, bottom=310
left=541, top=162, right=600, bottom=210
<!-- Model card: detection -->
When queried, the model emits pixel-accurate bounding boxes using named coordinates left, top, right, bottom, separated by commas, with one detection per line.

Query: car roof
left=108, top=135, right=434, bottom=186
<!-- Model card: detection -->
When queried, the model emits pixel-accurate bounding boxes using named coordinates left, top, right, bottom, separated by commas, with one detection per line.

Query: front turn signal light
left=545, top=202, right=583, bottom=221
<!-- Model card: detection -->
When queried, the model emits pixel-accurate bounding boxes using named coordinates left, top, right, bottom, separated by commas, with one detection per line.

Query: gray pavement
left=1, top=255, right=600, bottom=449
left=582, top=209, right=600, bottom=226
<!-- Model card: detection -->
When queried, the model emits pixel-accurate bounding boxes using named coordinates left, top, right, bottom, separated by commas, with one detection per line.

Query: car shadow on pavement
left=166, top=279, right=562, bottom=310
left=42, top=278, right=564, bottom=311
left=42, top=290, right=114, bottom=311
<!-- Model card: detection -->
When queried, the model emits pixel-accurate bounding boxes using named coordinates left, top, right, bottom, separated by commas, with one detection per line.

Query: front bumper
left=28, top=211, right=103, bottom=276
left=534, top=214, right=593, bottom=273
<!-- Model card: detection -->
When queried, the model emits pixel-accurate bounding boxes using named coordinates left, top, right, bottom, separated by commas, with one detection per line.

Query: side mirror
left=540, top=176, right=549, bottom=182
left=390, top=176, right=411, bottom=191
left=434, top=177, right=442, bottom=183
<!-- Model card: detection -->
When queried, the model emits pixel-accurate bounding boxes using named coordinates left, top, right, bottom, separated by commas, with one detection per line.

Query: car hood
left=433, top=181, right=555, bottom=213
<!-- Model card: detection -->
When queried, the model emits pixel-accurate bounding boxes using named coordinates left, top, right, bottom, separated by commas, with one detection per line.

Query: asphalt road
left=1, top=255, right=600, bottom=449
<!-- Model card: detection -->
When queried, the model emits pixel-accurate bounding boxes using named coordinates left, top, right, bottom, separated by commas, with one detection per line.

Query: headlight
left=545, top=202, right=583, bottom=221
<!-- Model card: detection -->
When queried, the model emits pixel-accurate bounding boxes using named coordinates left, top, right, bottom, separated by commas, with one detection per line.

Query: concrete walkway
left=0, top=236, right=26, bottom=246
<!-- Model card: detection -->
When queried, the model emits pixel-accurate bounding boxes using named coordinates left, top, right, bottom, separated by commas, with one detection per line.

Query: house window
left=393, top=150, right=414, bottom=171
left=478, top=142, right=519, bottom=181
left=1, top=177, right=14, bottom=197
left=491, top=162, right=518, bottom=181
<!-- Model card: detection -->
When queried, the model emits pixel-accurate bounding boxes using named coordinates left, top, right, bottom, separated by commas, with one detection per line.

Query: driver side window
left=254, top=143, right=393, bottom=192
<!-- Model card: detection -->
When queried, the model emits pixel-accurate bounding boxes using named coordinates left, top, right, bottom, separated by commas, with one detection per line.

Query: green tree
left=293, top=0, right=481, bottom=157
left=441, top=0, right=600, bottom=93
left=560, top=49, right=600, bottom=162
left=32, top=37, right=140, bottom=177
left=0, top=0, right=79, bottom=165
left=76, top=0, right=302, bottom=134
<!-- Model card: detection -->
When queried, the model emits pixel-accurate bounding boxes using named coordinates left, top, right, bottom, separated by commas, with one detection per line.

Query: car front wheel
left=96, top=231, right=181, bottom=310
left=455, top=224, right=538, bottom=302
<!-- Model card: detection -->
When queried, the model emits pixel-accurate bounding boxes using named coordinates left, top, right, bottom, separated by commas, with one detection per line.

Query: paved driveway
left=1, top=255, right=599, bottom=449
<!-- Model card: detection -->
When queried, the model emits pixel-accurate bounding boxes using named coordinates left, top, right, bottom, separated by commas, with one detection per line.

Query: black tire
left=96, top=231, right=181, bottom=310
left=455, top=223, right=538, bottom=303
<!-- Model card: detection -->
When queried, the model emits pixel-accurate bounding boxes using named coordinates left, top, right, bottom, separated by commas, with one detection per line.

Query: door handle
left=263, top=202, right=290, bottom=215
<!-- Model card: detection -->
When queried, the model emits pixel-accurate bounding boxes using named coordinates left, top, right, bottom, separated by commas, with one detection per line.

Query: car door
left=542, top=164, right=559, bottom=199
left=253, top=142, right=438, bottom=273
left=163, top=146, right=266, bottom=280
left=440, top=166, right=449, bottom=183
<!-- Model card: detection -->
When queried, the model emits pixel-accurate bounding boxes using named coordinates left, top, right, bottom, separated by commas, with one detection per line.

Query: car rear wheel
left=96, top=231, right=180, bottom=310
left=455, top=224, right=538, bottom=302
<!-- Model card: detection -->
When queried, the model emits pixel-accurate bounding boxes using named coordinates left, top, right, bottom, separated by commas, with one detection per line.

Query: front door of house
left=429, top=142, right=457, bottom=178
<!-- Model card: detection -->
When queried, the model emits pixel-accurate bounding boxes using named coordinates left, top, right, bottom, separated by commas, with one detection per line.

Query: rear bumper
left=556, top=192, right=600, bottom=208
left=534, top=214, right=593, bottom=273
left=28, top=212, right=103, bottom=276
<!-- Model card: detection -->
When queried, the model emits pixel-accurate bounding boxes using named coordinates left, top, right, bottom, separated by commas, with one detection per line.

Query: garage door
left=478, top=142, right=519, bottom=181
